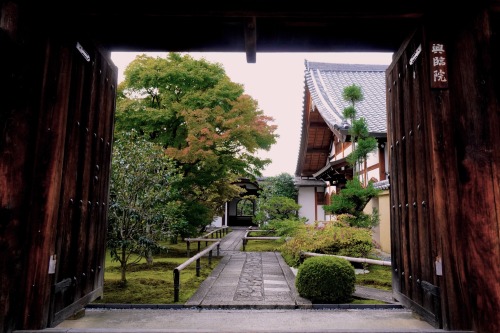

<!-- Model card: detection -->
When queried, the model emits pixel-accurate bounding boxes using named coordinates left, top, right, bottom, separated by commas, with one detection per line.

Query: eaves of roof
left=313, top=157, right=349, bottom=178
left=295, top=77, right=311, bottom=177
left=294, top=178, right=327, bottom=187
left=295, top=61, right=388, bottom=177
left=306, top=61, right=388, bottom=133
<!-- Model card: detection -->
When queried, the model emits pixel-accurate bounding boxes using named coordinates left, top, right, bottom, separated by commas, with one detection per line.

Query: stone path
left=186, top=227, right=311, bottom=308
left=186, top=227, right=396, bottom=308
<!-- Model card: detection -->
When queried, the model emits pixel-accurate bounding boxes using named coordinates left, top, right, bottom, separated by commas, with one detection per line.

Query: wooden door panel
left=48, top=41, right=116, bottom=327
left=387, top=29, right=442, bottom=328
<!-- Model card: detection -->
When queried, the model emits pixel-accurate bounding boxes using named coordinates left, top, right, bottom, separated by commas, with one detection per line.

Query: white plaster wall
left=367, top=168, right=380, bottom=182
left=298, top=187, right=316, bottom=224
left=211, top=216, right=222, bottom=228
left=316, top=204, right=326, bottom=221
left=354, top=149, right=382, bottom=183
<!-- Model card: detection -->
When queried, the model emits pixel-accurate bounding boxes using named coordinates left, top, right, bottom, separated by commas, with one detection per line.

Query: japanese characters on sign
left=430, top=42, right=448, bottom=88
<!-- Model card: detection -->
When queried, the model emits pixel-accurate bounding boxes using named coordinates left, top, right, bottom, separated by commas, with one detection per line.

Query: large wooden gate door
left=46, top=41, right=117, bottom=327
left=387, top=10, right=500, bottom=332
left=386, top=29, right=442, bottom=328
left=10, top=37, right=118, bottom=329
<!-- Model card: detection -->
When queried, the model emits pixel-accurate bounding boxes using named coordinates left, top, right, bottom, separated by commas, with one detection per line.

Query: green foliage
left=346, top=136, right=378, bottom=166
left=242, top=239, right=284, bottom=252
left=94, top=251, right=220, bottom=304
left=259, top=173, right=298, bottom=200
left=115, top=52, right=279, bottom=230
left=254, top=173, right=300, bottom=226
left=350, top=117, right=370, bottom=138
left=342, top=84, right=364, bottom=107
left=279, top=222, right=374, bottom=267
left=237, top=197, right=255, bottom=216
left=342, top=105, right=357, bottom=120
left=341, top=84, right=378, bottom=172
left=261, top=218, right=306, bottom=238
left=254, top=196, right=301, bottom=225
left=107, top=130, right=184, bottom=283
left=355, top=265, right=392, bottom=291
left=316, top=222, right=374, bottom=257
left=323, top=179, right=380, bottom=228
left=336, top=84, right=380, bottom=229
left=296, top=256, right=356, bottom=303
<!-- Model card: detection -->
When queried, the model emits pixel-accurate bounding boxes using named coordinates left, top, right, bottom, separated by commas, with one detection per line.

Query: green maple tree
left=114, top=53, right=278, bottom=229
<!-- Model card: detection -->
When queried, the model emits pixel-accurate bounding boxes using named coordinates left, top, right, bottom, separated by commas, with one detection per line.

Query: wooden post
left=173, top=269, right=180, bottom=302
left=173, top=241, right=220, bottom=302
left=186, top=241, right=190, bottom=257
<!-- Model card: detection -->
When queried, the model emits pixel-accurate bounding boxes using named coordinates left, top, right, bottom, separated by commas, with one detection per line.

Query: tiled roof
left=293, top=177, right=327, bottom=187
left=295, top=61, right=388, bottom=176
left=304, top=61, right=388, bottom=133
left=373, top=179, right=390, bottom=190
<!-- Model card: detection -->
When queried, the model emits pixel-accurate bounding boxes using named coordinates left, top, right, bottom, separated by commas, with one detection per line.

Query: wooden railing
left=184, top=226, right=229, bottom=256
left=242, top=228, right=281, bottom=251
left=173, top=240, right=221, bottom=302
left=300, top=251, right=391, bottom=266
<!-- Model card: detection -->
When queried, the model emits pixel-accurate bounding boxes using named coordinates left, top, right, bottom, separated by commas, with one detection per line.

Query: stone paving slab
left=187, top=250, right=307, bottom=309
left=186, top=228, right=309, bottom=309
left=42, top=308, right=460, bottom=333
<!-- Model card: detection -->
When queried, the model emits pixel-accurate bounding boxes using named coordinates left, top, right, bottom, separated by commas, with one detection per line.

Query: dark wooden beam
left=245, top=17, right=256, bottom=63
left=308, top=121, right=329, bottom=128
left=306, top=148, right=329, bottom=154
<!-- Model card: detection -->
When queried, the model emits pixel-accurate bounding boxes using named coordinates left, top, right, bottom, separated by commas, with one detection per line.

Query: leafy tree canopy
left=255, top=196, right=301, bottom=224
left=258, top=173, right=298, bottom=200
left=323, top=179, right=380, bottom=228
left=115, top=52, right=279, bottom=225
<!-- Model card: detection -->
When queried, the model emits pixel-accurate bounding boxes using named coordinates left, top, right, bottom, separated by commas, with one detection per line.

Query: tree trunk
left=120, top=244, right=127, bottom=284
left=146, top=224, right=153, bottom=265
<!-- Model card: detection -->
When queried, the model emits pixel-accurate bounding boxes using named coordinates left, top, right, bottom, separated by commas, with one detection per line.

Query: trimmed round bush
left=295, top=255, right=355, bottom=303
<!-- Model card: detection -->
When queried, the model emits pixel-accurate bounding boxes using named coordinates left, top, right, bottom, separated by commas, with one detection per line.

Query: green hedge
left=279, top=222, right=373, bottom=267
left=295, top=255, right=355, bottom=303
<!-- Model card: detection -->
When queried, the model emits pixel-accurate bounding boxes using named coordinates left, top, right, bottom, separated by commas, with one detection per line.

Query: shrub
left=295, top=255, right=355, bottom=303
left=279, top=222, right=374, bottom=267
left=317, top=223, right=374, bottom=258
left=261, top=218, right=306, bottom=238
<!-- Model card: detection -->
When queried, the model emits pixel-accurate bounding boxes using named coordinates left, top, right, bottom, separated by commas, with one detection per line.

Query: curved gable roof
left=296, top=61, right=388, bottom=177
left=305, top=61, right=388, bottom=133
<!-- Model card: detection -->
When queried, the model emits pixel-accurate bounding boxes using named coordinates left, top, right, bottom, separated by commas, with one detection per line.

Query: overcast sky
left=111, top=52, right=393, bottom=177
